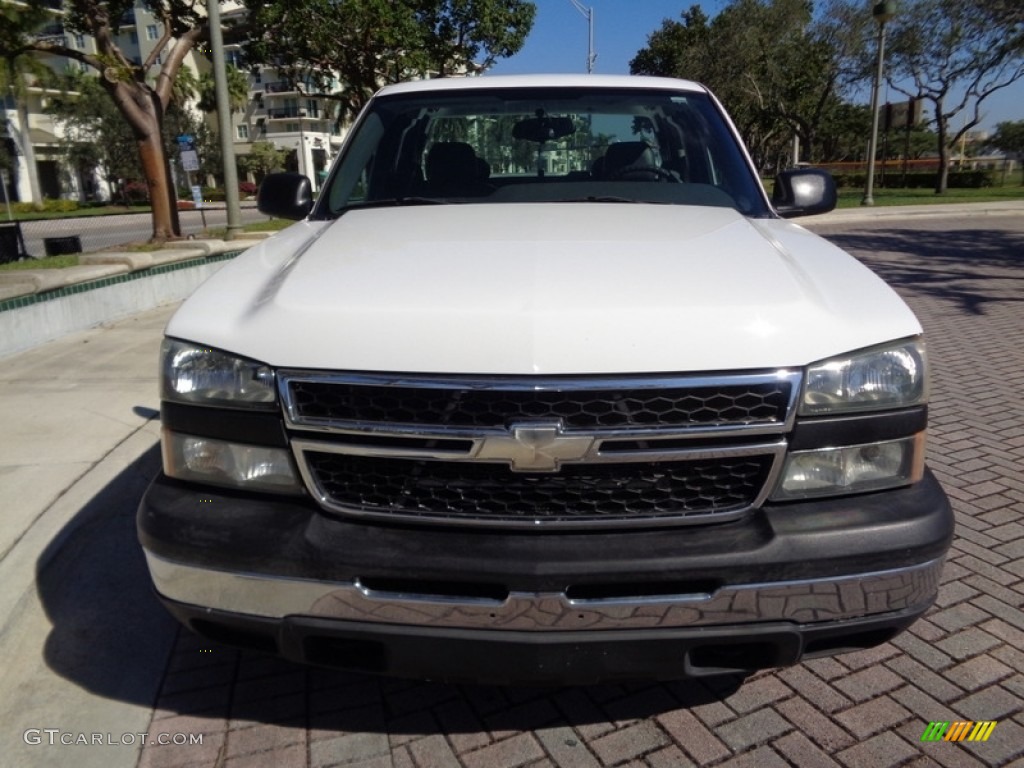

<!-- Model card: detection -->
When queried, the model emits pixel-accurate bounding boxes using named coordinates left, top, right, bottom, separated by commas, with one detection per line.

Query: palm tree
left=198, top=65, right=250, bottom=114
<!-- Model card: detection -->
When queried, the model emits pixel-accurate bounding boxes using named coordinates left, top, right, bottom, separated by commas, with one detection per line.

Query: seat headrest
left=426, top=142, right=481, bottom=184
left=603, top=142, right=658, bottom=174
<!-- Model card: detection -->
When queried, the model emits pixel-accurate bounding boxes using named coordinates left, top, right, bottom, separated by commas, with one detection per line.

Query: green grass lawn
left=836, top=183, right=1024, bottom=208
left=4, top=204, right=153, bottom=221
left=0, top=254, right=80, bottom=272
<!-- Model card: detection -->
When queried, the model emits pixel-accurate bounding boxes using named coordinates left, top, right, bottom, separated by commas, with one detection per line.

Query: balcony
left=264, top=80, right=321, bottom=94
left=264, top=81, right=297, bottom=94
left=266, top=107, right=323, bottom=120
left=33, top=22, right=65, bottom=45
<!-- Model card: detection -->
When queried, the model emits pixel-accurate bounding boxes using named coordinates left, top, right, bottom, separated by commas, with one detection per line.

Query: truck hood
left=168, top=204, right=921, bottom=374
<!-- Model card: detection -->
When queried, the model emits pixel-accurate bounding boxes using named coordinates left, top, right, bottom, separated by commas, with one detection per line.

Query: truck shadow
left=35, top=445, right=746, bottom=738
left=35, top=443, right=178, bottom=707
left=820, top=226, right=1024, bottom=316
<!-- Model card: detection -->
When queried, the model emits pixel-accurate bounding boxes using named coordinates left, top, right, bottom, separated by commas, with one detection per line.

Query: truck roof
left=375, top=73, right=708, bottom=97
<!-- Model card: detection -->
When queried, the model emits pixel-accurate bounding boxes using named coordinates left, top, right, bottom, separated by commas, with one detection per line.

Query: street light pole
left=206, top=0, right=243, bottom=239
left=862, top=0, right=895, bottom=206
left=567, top=0, right=596, bottom=74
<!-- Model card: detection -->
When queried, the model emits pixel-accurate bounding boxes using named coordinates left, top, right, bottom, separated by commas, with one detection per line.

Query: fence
left=815, top=156, right=1016, bottom=176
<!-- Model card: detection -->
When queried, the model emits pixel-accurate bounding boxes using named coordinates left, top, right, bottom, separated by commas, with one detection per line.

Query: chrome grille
left=280, top=371, right=800, bottom=529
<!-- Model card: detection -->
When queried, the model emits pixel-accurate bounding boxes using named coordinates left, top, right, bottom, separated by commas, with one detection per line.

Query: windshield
left=319, top=86, right=770, bottom=218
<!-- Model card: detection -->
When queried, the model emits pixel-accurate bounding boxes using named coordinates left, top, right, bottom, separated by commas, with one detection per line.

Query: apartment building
left=223, top=39, right=343, bottom=190
left=1, top=4, right=82, bottom=204
left=2, top=1, right=344, bottom=205
left=2, top=1, right=205, bottom=203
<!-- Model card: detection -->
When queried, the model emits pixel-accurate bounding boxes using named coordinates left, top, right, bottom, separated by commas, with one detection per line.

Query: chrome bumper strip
left=144, top=552, right=943, bottom=632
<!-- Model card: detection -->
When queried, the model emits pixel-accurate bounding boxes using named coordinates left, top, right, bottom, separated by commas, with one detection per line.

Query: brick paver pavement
left=137, top=215, right=1024, bottom=768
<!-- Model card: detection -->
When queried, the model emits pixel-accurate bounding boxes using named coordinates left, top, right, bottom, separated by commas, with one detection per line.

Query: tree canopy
left=631, top=0, right=1024, bottom=190
left=989, top=120, right=1024, bottom=157
left=46, top=72, right=141, bottom=203
left=629, top=0, right=869, bottom=171
left=8, top=1, right=536, bottom=237
left=11, top=0, right=212, bottom=238
left=238, top=140, right=287, bottom=181
left=988, top=120, right=1024, bottom=184
left=240, top=0, right=537, bottom=121
left=885, top=0, right=1024, bottom=192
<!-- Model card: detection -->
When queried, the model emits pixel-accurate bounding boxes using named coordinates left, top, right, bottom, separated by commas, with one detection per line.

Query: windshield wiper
left=340, top=196, right=451, bottom=212
left=558, top=196, right=671, bottom=204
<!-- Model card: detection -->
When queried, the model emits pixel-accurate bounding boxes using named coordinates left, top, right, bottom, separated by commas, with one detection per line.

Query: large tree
left=9, top=1, right=211, bottom=239
left=988, top=120, right=1024, bottom=184
left=630, top=0, right=868, bottom=170
left=46, top=72, right=142, bottom=204
left=241, top=0, right=536, bottom=124
left=885, top=0, right=1024, bottom=193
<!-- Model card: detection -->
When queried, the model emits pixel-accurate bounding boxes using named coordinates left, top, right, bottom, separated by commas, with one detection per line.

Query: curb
left=0, top=245, right=261, bottom=360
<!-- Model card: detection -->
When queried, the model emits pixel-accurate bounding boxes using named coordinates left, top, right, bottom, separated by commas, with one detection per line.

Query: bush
left=830, top=169, right=995, bottom=189
left=831, top=172, right=867, bottom=189
left=12, top=198, right=80, bottom=214
left=123, top=181, right=150, bottom=203
left=202, top=187, right=226, bottom=202
left=948, top=170, right=996, bottom=188
left=239, top=181, right=258, bottom=197
left=50, top=198, right=79, bottom=213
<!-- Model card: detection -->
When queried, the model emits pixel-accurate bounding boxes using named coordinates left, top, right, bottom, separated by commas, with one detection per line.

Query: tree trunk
left=934, top=109, right=949, bottom=194
left=13, top=99, right=43, bottom=208
left=116, top=84, right=179, bottom=241
left=137, top=127, right=176, bottom=240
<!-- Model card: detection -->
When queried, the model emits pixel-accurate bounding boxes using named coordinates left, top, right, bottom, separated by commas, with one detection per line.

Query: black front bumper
left=160, top=597, right=927, bottom=685
left=138, top=470, right=952, bottom=683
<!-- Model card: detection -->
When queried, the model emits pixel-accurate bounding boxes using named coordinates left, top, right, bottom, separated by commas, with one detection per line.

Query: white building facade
left=2, top=1, right=346, bottom=205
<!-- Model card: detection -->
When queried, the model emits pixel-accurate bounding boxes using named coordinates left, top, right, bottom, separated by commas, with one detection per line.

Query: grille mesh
left=306, top=453, right=774, bottom=524
left=288, top=380, right=791, bottom=430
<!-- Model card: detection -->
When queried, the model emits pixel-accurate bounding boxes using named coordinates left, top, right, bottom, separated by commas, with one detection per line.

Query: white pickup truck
left=139, top=75, right=953, bottom=684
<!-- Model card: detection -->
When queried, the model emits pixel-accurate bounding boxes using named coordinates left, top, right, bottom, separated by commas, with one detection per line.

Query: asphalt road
left=16, top=205, right=271, bottom=257
left=1, top=211, right=1023, bottom=768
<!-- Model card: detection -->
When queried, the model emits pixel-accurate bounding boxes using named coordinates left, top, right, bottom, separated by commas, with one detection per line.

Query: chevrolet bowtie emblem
left=475, top=421, right=595, bottom=472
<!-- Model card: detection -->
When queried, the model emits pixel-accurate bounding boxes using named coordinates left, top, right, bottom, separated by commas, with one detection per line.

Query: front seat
left=593, top=142, right=663, bottom=181
left=424, top=142, right=493, bottom=197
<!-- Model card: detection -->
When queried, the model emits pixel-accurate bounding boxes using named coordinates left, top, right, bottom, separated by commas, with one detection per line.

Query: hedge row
left=12, top=199, right=80, bottom=214
left=830, top=170, right=996, bottom=189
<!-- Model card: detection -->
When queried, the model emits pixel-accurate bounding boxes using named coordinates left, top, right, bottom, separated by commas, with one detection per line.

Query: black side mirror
left=772, top=169, right=837, bottom=218
left=257, top=172, right=313, bottom=220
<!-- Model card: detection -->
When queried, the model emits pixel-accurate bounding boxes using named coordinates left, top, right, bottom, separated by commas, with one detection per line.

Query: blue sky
left=488, top=0, right=1024, bottom=134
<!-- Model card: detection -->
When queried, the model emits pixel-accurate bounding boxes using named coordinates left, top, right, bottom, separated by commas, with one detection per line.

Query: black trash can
left=43, top=236, right=83, bottom=256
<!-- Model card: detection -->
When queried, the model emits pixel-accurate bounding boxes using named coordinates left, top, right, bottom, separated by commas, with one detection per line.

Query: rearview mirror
left=512, top=116, right=576, bottom=143
left=772, top=169, right=837, bottom=218
left=257, top=172, right=313, bottom=220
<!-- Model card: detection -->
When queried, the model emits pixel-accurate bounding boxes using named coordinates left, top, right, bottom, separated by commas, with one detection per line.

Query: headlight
left=161, top=339, right=276, bottom=407
left=801, top=338, right=927, bottom=415
left=772, top=434, right=925, bottom=500
left=162, top=430, right=302, bottom=493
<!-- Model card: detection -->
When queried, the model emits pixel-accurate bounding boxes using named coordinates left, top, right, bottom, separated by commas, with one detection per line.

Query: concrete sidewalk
left=0, top=304, right=179, bottom=768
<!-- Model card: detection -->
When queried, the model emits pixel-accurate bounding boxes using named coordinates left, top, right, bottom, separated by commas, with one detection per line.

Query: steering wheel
left=608, top=166, right=678, bottom=182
